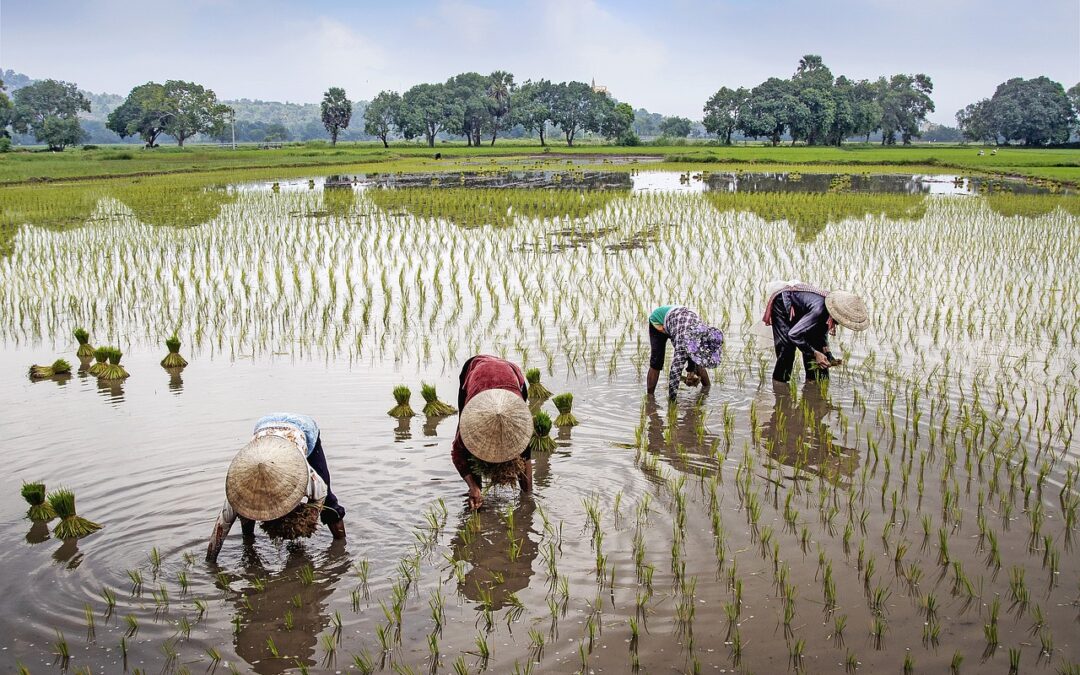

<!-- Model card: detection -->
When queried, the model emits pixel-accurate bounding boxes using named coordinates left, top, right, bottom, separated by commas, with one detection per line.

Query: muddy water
left=1, top=174, right=1078, bottom=673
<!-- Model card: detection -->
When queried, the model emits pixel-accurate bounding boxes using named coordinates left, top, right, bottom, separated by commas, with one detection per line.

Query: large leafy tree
left=659, top=116, right=693, bottom=138
left=0, top=79, right=12, bottom=138
left=989, top=77, right=1073, bottom=145
left=401, top=82, right=456, bottom=147
left=320, top=87, right=352, bottom=146
left=445, top=72, right=490, bottom=146
left=550, top=81, right=600, bottom=146
left=702, top=86, right=747, bottom=144
left=595, top=98, right=635, bottom=143
left=485, top=71, right=515, bottom=146
left=161, top=80, right=231, bottom=147
left=106, top=82, right=172, bottom=147
left=11, top=79, right=90, bottom=150
left=789, top=55, right=835, bottom=145
left=878, top=74, right=934, bottom=145
left=737, top=78, right=796, bottom=146
left=955, top=100, right=997, bottom=143
left=363, top=91, right=403, bottom=148
left=511, top=79, right=554, bottom=146
left=1069, top=83, right=1080, bottom=138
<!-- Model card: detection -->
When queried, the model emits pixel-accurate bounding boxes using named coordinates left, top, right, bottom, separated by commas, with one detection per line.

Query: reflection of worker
left=641, top=396, right=718, bottom=476
left=229, top=540, right=352, bottom=675
left=207, top=414, right=346, bottom=562
left=452, top=355, right=533, bottom=510
left=760, top=382, right=858, bottom=482
left=646, top=305, right=724, bottom=400
left=448, top=500, right=539, bottom=610
left=763, top=282, right=868, bottom=383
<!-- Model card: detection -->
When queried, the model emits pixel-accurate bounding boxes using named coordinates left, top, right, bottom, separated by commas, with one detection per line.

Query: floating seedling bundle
left=88, top=347, right=109, bottom=376
left=260, top=500, right=324, bottom=540
left=526, top=368, right=552, bottom=402
left=21, top=482, right=56, bottom=522
left=160, top=334, right=188, bottom=368
left=468, top=456, right=527, bottom=486
left=421, top=382, right=456, bottom=416
left=528, top=411, right=555, bottom=454
left=552, top=393, right=579, bottom=427
left=73, top=327, right=94, bottom=359
left=28, top=359, right=71, bottom=379
left=98, top=348, right=130, bottom=381
left=48, top=489, right=102, bottom=539
left=388, top=385, right=416, bottom=418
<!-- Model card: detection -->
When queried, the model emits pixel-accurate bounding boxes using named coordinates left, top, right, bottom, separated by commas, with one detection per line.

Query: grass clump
left=528, top=411, right=556, bottom=454
left=48, top=488, right=103, bottom=539
left=260, top=500, right=323, bottom=540
left=526, top=368, right=552, bottom=402
left=88, top=347, right=109, bottom=376
left=552, top=393, right=579, bottom=427
left=388, top=384, right=416, bottom=418
left=98, top=347, right=129, bottom=381
left=160, top=334, right=188, bottom=368
left=73, top=327, right=94, bottom=358
left=28, top=358, right=71, bottom=379
left=420, top=382, right=456, bottom=416
left=21, top=481, right=57, bottom=522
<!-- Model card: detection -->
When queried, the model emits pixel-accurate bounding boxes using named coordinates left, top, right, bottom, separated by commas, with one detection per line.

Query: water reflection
left=423, top=415, right=451, bottom=437
left=25, top=520, right=51, bottom=545
left=759, top=382, right=859, bottom=484
left=448, top=500, right=538, bottom=611
left=642, top=396, right=722, bottom=477
left=229, top=540, right=351, bottom=675
left=111, top=182, right=237, bottom=229
left=96, top=379, right=125, bottom=403
left=164, top=366, right=185, bottom=394
left=52, top=537, right=84, bottom=569
left=393, top=418, right=412, bottom=441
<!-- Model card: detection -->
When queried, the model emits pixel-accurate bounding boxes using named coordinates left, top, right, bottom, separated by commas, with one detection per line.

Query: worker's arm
left=787, top=301, right=831, bottom=369
left=206, top=501, right=238, bottom=562
left=518, top=459, right=533, bottom=493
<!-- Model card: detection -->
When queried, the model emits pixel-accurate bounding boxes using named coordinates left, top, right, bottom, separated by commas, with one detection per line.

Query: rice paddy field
left=1, top=168, right=1078, bottom=674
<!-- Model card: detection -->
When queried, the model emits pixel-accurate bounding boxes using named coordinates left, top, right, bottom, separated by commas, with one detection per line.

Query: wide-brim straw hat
left=460, top=389, right=533, bottom=464
left=825, top=291, right=870, bottom=331
left=225, top=435, right=308, bottom=521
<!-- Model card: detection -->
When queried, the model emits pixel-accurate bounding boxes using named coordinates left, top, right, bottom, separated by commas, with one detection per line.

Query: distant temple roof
left=591, top=78, right=609, bottom=94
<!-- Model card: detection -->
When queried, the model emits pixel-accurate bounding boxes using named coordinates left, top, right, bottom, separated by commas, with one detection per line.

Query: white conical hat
left=225, top=435, right=308, bottom=521
left=460, top=389, right=533, bottom=464
left=825, top=290, right=870, bottom=331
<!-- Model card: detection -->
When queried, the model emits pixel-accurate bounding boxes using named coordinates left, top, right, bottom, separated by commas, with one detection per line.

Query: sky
left=1, top=0, right=1078, bottom=125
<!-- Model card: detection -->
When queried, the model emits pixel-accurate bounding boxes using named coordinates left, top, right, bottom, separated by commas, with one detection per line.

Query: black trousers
left=770, top=306, right=828, bottom=383
left=308, top=436, right=345, bottom=524
left=649, top=323, right=697, bottom=372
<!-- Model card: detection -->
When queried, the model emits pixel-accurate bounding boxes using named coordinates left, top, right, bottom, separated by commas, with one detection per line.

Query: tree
left=106, top=82, right=172, bottom=147
left=549, top=81, right=599, bottom=146
left=737, top=78, right=796, bottom=146
left=364, top=90, right=403, bottom=148
left=486, top=71, right=515, bottom=145
left=956, top=100, right=997, bottom=143
left=598, top=100, right=636, bottom=143
left=989, top=77, right=1073, bottom=145
left=702, top=87, right=747, bottom=144
left=878, top=74, right=934, bottom=145
left=659, top=116, right=693, bottom=138
left=11, top=79, right=90, bottom=150
left=402, top=82, right=456, bottom=147
left=160, top=80, right=230, bottom=147
left=320, top=87, right=352, bottom=146
left=0, top=78, right=13, bottom=138
left=789, top=55, right=835, bottom=145
left=1069, top=83, right=1080, bottom=138
left=511, top=79, right=554, bottom=145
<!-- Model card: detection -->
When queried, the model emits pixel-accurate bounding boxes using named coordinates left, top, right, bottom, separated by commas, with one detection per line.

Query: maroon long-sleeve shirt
left=451, top=355, right=530, bottom=478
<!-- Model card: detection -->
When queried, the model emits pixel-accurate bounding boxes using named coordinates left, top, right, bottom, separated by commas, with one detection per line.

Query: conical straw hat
left=825, top=291, right=870, bottom=331
left=225, top=435, right=308, bottom=521
left=460, top=389, right=533, bottom=464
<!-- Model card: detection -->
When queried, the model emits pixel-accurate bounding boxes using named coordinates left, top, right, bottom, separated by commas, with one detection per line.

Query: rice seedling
left=48, top=488, right=102, bottom=539
left=28, top=358, right=71, bottom=379
left=388, top=385, right=416, bottom=417
left=525, top=368, right=552, bottom=402
left=53, top=629, right=69, bottom=667
left=527, top=410, right=556, bottom=453
left=21, top=481, right=56, bottom=521
left=353, top=650, right=376, bottom=675
left=160, top=333, right=188, bottom=368
left=552, top=392, right=579, bottom=427
left=97, top=346, right=130, bottom=381
left=74, top=326, right=95, bottom=358
left=420, top=382, right=456, bottom=416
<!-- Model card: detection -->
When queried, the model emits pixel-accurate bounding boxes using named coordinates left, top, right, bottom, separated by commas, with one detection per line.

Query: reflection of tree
left=0, top=183, right=102, bottom=257
left=448, top=501, right=538, bottom=611
left=758, top=382, right=859, bottom=485
left=705, top=191, right=926, bottom=243
left=322, top=180, right=357, bottom=219
left=111, top=179, right=236, bottom=228
left=228, top=540, right=352, bottom=675
left=984, top=193, right=1080, bottom=219
left=368, top=188, right=622, bottom=228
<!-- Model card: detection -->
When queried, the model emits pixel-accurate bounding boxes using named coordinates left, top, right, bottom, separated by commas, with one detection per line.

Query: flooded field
left=1, top=171, right=1078, bottom=673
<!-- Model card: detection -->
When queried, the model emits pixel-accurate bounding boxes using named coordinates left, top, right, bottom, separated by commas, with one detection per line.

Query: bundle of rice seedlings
left=88, top=347, right=109, bottom=376
left=48, top=489, right=103, bottom=539
left=21, top=482, right=57, bottom=522
left=552, top=393, right=579, bottom=427
left=160, top=334, right=188, bottom=368
left=387, top=385, right=416, bottom=418
left=74, top=328, right=94, bottom=359
left=525, top=368, right=552, bottom=402
left=420, top=382, right=457, bottom=416
left=260, top=500, right=324, bottom=540
left=99, top=348, right=130, bottom=381
left=28, top=359, right=72, bottom=379
left=528, top=411, right=556, bottom=454
left=682, top=372, right=701, bottom=387
left=468, top=456, right=527, bottom=486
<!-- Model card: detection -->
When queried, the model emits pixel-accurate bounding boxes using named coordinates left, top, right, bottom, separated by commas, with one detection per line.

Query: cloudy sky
left=2, top=0, right=1077, bottom=124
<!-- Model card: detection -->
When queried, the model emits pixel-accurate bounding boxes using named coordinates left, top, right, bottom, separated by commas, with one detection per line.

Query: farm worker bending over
left=452, top=355, right=533, bottom=510
left=646, top=305, right=725, bottom=400
left=206, top=413, right=346, bottom=562
left=763, top=281, right=869, bottom=383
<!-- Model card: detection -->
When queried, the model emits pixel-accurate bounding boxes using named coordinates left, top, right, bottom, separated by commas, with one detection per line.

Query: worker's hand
left=813, top=350, right=831, bottom=371
left=468, top=485, right=484, bottom=510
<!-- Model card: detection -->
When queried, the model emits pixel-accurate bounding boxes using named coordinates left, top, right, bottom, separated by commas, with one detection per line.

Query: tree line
left=956, top=77, right=1080, bottom=146
left=702, top=55, right=936, bottom=146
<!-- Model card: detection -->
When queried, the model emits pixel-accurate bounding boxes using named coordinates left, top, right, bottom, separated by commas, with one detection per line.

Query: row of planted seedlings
left=1, top=190, right=1078, bottom=400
